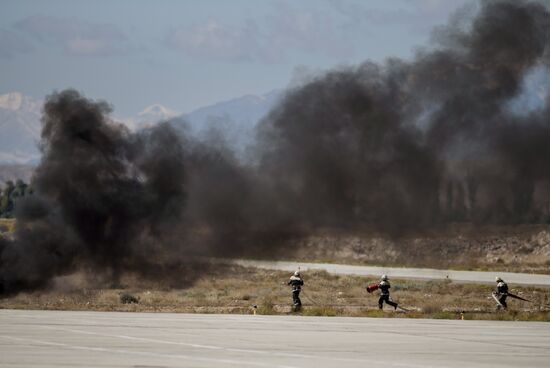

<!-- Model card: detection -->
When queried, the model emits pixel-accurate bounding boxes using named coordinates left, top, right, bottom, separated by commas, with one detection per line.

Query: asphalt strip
left=222, top=259, right=550, bottom=286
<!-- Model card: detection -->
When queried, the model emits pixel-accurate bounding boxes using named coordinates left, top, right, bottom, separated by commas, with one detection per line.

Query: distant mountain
left=0, top=92, right=180, bottom=164
left=0, top=92, right=42, bottom=164
left=119, top=104, right=180, bottom=131
left=0, top=89, right=282, bottom=164
left=178, top=89, right=282, bottom=150
left=183, top=90, right=281, bottom=130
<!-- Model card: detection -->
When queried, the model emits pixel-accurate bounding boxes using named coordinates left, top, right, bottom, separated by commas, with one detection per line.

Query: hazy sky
left=1, top=0, right=472, bottom=115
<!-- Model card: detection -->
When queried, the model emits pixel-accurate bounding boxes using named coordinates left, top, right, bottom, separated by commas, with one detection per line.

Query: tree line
left=0, top=179, right=33, bottom=218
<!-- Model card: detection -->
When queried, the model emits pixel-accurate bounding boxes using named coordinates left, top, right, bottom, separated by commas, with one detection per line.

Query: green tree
left=11, top=179, right=29, bottom=212
left=0, top=180, right=15, bottom=217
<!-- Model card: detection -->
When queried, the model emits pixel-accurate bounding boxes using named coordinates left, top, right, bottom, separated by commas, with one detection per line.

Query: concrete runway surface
left=229, top=259, right=550, bottom=286
left=1, top=310, right=549, bottom=368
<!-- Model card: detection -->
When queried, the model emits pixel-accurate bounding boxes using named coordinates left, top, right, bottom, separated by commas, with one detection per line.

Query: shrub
left=120, top=293, right=139, bottom=304
left=257, top=297, right=275, bottom=315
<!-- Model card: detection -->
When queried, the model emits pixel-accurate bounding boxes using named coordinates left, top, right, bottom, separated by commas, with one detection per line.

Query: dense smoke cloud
left=255, top=0, right=550, bottom=228
left=1, top=90, right=187, bottom=294
left=2, top=0, right=550, bottom=295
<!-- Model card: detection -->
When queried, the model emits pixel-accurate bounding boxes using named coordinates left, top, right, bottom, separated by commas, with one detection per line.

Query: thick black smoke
left=2, top=0, right=550, bottom=295
left=256, top=67, right=443, bottom=233
left=1, top=90, right=186, bottom=294
left=177, top=0, right=550, bottom=247
left=254, top=0, right=550, bottom=230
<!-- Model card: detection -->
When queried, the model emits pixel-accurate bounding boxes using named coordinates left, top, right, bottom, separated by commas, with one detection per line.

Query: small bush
left=120, top=293, right=139, bottom=304
left=257, top=297, right=275, bottom=315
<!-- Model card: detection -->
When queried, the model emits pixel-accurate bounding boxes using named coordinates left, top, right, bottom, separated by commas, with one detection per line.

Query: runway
left=1, top=309, right=549, bottom=368
left=229, top=259, right=550, bottom=286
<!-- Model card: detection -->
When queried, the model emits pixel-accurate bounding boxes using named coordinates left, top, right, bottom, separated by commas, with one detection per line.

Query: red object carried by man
left=366, top=284, right=379, bottom=293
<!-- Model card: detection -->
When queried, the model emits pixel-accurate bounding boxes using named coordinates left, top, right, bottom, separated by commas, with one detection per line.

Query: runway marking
left=28, top=318, right=550, bottom=350
left=29, top=324, right=438, bottom=368
left=386, top=331, right=550, bottom=352
left=0, top=335, right=298, bottom=368
left=4, top=311, right=549, bottom=367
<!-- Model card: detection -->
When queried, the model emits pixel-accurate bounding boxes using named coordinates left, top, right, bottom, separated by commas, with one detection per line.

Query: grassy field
left=2, top=264, right=549, bottom=321
left=0, top=218, right=15, bottom=234
left=289, top=225, right=550, bottom=275
left=2, top=219, right=549, bottom=320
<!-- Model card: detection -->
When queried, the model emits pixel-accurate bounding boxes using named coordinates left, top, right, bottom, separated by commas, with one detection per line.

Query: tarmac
left=1, top=309, right=549, bottom=368
left=229, top=259, right=550, bottom=286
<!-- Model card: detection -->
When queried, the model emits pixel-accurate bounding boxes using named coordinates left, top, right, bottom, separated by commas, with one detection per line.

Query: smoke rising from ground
left=2, top=0, right=550, bottom=295
left=256, top=0, right=550, bottom=229
left=1, top=90, right=187, bottom=294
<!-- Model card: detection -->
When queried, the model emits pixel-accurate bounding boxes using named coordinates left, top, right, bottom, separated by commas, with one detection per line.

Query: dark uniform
left=288, top=272, right=304, bottom=309
left=496, top=279, right=508, bottom=309
left=378, top=279, right=398, bottom=310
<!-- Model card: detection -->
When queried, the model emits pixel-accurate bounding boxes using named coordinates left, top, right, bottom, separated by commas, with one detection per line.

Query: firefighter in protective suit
left=495, top=276, right=508, bottom=309
left=378, top=275, right=398, bottom=310
left=287, top=271, right=304, bottom=310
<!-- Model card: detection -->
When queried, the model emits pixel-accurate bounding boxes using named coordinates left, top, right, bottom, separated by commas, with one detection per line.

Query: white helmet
left=381, top=274, right=388, bottom=281
left=495, top=276, right=503, bottom=282
left=294, top=271, right=300, bottom=277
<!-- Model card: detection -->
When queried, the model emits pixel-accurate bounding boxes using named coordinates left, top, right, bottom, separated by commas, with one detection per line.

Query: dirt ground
left=289, top=224, right=550, bottom=274
left=2, top=219, right=550, bottom=272
left=1, top=264, right=549, bottom=321
left=2, top=220, right=550, bottom=320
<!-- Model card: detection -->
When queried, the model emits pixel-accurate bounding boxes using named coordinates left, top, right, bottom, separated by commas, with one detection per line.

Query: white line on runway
left=0, top=335, right=299, bottom=368
left=33, top=324, right=434, bottom=367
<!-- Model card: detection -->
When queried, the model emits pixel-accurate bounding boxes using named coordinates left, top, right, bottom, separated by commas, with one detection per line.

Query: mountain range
left=0, top=92, right=42, bottom=164
left=0, top=90, right=282, bottom=166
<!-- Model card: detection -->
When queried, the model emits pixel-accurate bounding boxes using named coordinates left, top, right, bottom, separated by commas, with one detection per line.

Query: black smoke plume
left=1, top=90, right=186, bottom=294
left=3, top=0, right=550, bottom=295
left=254, top=0, right=550, bottom=229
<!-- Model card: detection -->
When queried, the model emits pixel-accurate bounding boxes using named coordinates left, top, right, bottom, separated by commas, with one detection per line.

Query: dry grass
left=0, top=218, right=15, bottom=234
left=291, top=224, right=550, bottom=274
left=2, top=219, right=549, bottom=274
left=1, top=264, right=549, bottom=321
